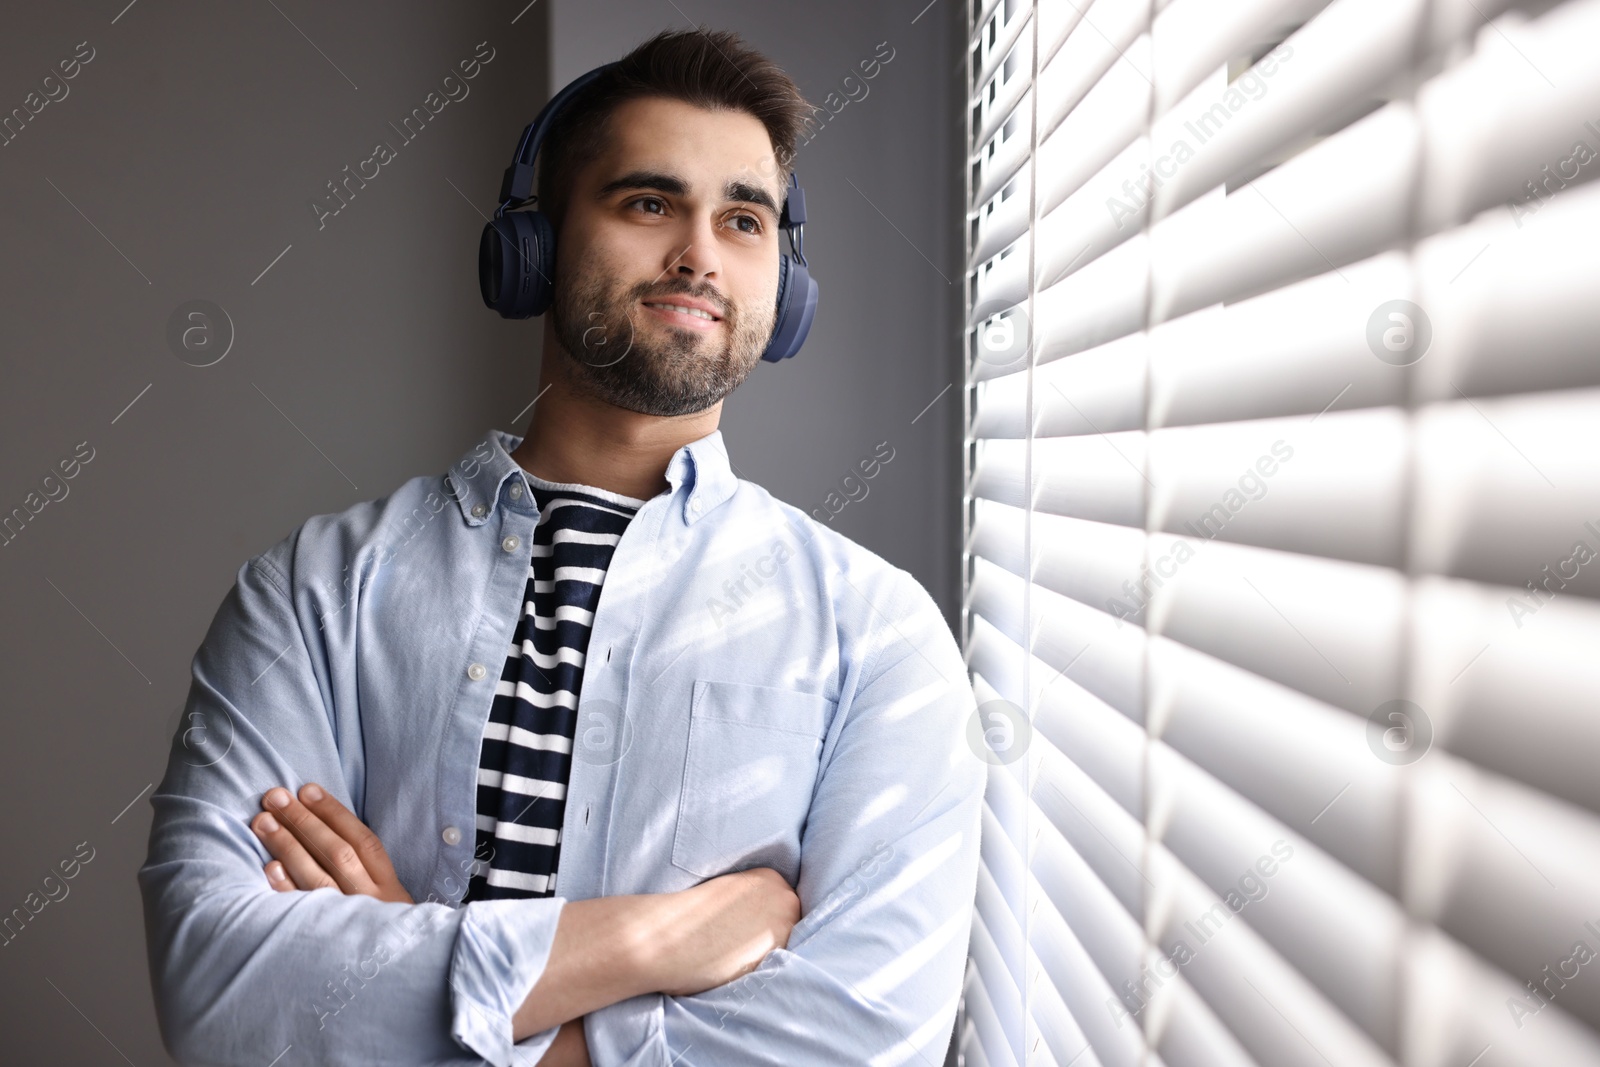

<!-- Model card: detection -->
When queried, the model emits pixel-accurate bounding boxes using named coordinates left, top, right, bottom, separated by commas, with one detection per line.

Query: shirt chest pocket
left=672, top=679, right=834, bottom=882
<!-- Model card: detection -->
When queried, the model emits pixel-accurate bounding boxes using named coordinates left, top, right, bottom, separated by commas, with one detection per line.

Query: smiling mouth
left=641, top=300, right=723, bottom=329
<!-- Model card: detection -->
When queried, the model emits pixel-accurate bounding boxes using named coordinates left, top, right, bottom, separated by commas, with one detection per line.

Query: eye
left=628, top=196, right=668, bottom=215
left=730, top=213, right=763, bottom=235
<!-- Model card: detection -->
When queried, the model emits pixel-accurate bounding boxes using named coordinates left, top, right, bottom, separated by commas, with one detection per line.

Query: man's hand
left=512, top=866, right=799, bottom=1040
left=641, top=867, right=801, bottom=997
left=250, top=783, right=413, bottom=903
left=249, top=785, right=590, bottom=1063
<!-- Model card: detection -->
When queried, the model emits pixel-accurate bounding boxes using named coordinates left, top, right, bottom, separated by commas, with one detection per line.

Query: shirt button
left=467, top=662, right=487, bottom=681
left=689, top=498, right=703, bottom=514
left=471, top=503, right=488, bottom=519
left=509, top=484, right=523, bottom=500
left=441, top=825, right=462, bottom=846
left=502, top=535, right=521, bottom=552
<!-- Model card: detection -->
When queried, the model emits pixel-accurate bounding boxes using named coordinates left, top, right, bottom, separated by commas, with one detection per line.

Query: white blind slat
left=1034, top=235, right=1150, bottom=361
left=1409, top=755, right=1600, bottom=1036
left=1033, top=433, right=1148, bottom=526
left=1146, top=0, right=1427, bottom=221
left=1147, top=534, right=1406, bottom=715
left=1034, top=660, right=1145, bottom=820
left=971, top=168, right=1034, bottom=268
left=1151, top=0, right=1335, bottom=113
left=1147, top=253, right=1413, bottom=429
left=1035, top=136, right=1150, bottom=290
left=1030, top=828, right=1149, bottom=1025
left=1036, top=318, right=1146, bottom=430
left=1411, top=578, right=1600, bottom=817
left=1028, top=582, right=1146, bottom=722
left=1036, top=34, right=1151, bottom=214
left=1152, top=636, right=1402, bottom=892
left=1410, top=389, right=1600, bottom=592
left=1150, top=743, right=1408, bottom=1045
left=975, top=67, right=1034, bottom=159
left=974, top=109, right=1034, bottom=206
left=965, top=958, right=1025, bottom=1067
left=1037, top=0, right=1151, bottom=137
left=1406, top=925, right=1600, bottom=1067
left=1035, top=736, right=1148, bottom=917
left=971, top=238, right=1031, bottom=321
left=1032, top=510, right=1146, bottom=613
left=1415, top=176, right=1600, bottom=402
left=969, top=909, right=1027, bottom=1058
left=1146, top=408, right=1408, bottom=567
left=1152, top=973, right=1265, bottom=1067
left=1416, top=0, right=1600, bottom=231
left=977, top=860, right=1026, bottom=989
left=1149, top=101, right=1420, bottom=322
left=1030, top=895, right=1148, bottom=1067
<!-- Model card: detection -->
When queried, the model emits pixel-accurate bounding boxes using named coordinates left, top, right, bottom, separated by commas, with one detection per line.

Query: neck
left=508, top=322, right=722, bottom=501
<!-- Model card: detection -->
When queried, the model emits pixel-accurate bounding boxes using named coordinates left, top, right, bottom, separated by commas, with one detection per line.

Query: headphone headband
left=496, top=61, right=620, bottom=211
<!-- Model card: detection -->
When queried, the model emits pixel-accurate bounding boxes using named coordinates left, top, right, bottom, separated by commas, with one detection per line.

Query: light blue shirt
left=138, top=426, right=984, bottom=1066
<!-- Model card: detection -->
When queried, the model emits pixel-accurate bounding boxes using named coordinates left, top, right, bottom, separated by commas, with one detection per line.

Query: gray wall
left=0, top=2, right=552, bottom=1059
left=0, top=0, right=963, bottom=1060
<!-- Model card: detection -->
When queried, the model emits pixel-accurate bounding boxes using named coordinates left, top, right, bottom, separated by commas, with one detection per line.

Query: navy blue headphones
left=478, top=62, right=819, bottom=363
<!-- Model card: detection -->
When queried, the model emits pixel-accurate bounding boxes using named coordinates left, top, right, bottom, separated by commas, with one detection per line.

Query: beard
left=550, top=256, right=775, bottom=418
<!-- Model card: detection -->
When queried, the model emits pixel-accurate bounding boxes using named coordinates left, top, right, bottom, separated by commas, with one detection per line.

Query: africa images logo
left=309, top=41, right=496, bottom=230
left=1104, top=43, right=1294, bottom=230
left=1108, top=840, right=1295, bottom=1028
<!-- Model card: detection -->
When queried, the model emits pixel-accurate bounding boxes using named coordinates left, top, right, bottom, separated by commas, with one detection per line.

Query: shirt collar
left=445, top=426, right=738, bottom=527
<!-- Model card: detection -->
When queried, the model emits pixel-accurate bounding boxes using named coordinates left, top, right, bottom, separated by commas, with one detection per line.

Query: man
left=139, top=27, right=983, bottom=1067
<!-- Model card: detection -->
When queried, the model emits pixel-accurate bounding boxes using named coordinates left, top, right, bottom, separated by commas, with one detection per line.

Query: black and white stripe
left=462, top=474, right=642, bottom=901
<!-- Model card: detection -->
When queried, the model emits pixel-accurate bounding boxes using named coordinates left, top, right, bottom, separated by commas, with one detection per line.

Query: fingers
left=293, top=782, right=401, bottom=886
left=263, top=859, right=295, bottom=892
left=253, top=785, right=377, bottom=896
left=252, top=808, right=341, bottom=892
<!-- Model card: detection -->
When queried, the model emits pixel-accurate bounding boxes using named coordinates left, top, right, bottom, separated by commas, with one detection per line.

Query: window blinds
left=960, top=1, right=1600, bottom=1066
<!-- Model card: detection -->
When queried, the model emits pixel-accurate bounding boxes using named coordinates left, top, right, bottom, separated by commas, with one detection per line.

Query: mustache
left=634, top=282, right=730, bottom=319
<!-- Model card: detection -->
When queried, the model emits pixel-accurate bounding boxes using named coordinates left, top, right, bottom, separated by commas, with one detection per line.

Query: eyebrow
left=594, top=169, right=782, bottom=223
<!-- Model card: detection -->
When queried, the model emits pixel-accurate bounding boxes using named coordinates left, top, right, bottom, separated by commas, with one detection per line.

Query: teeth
left=645, top=302, right=716, bottom=321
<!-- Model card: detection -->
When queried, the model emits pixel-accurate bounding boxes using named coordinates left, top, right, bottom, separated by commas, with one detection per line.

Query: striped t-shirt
left=461, top=471, right=644, bottom=902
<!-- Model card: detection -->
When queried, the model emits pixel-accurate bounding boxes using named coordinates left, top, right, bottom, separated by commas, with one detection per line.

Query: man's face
left=550, top=95, right=784, bottom=417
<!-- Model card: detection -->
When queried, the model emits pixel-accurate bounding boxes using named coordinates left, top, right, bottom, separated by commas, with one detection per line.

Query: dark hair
left=535, top=27, right=814, bottom=231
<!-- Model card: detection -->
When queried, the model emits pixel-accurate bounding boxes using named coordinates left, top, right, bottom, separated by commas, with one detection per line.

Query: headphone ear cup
left=760, top=253, right=819, bottom=362
left=524, top=210, right=557, bottom=317
left=478, top=211, right=558, bottom=318
left=479, top=217, right=513, bottom=315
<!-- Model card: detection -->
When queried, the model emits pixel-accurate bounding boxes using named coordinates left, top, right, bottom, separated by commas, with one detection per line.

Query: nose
left=664, top=215, right=723, bottom=283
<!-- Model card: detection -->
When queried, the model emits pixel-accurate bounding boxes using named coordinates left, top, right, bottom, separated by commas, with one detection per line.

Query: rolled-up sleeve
left=583, top=568, right=986, bottom=1066
left=137, top=553, right=566, bottom=1066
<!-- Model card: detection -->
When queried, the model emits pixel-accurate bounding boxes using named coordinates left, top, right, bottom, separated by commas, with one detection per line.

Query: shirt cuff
left=449, top=896, right=567, bottom=1066
left=585, top=992, right=667, bottom=1066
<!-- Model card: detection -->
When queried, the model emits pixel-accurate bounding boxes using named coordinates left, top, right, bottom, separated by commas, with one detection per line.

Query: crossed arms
left=139, top=554, right=982, bottom=1065
left=247, top=780, right=800, bottom=1066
